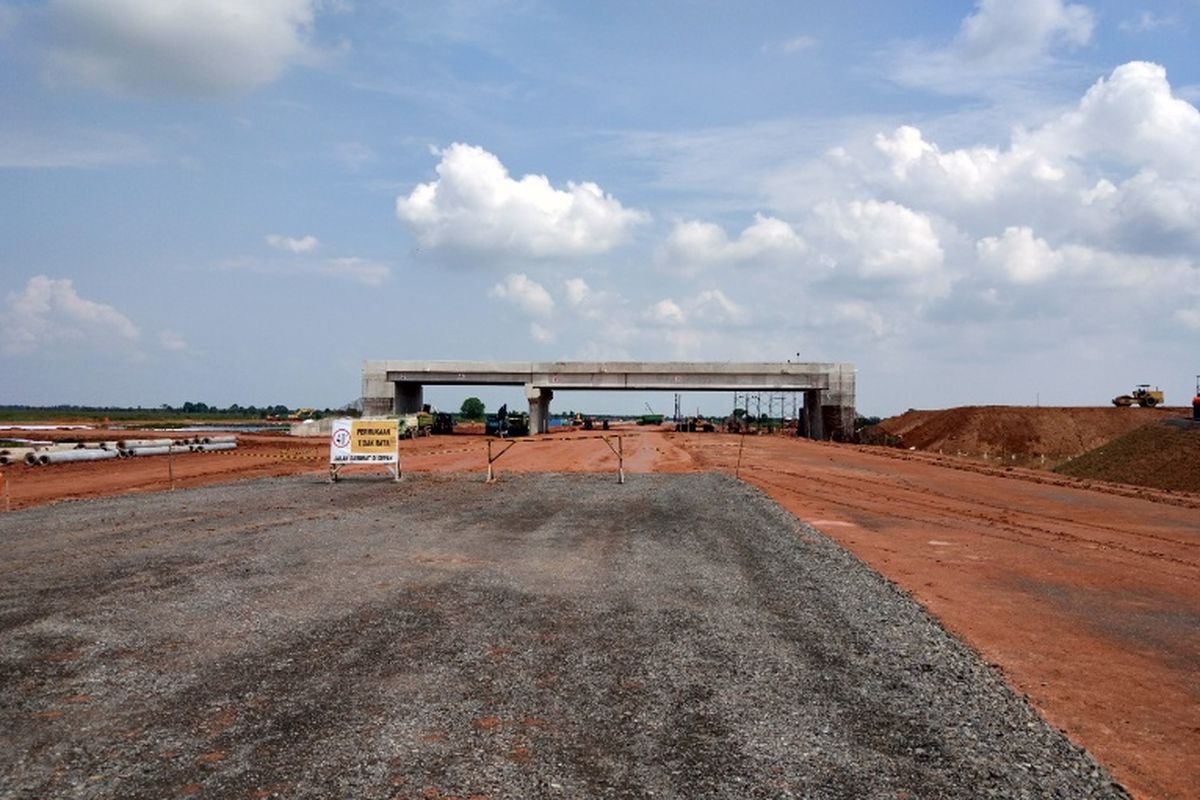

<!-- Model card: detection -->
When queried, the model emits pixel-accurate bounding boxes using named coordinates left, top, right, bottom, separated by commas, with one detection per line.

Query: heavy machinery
left=399, top=411, right=433, bottom=437
left=638, top=402, right=665, bottom=425
left=1111, top=385, right=1164, bottom=407
left=485, top=404, right=530, bottom=437
left=675, top=416, right=715, bottom=432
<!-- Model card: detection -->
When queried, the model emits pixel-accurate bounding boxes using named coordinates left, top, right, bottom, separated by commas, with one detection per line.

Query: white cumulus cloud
left=1044, top=61, right=1200, bottom=176
left=46, top=0, right=321, bottom=97
left=873, top=125, right=1064, bottom=204
left=489, top=273, right=554, bottom=318
left=834, top=63, right=1200, bottom=259
left=955, top=0, right=1093, bottom=66
left=659, top=213, right=806, bottom=274
left=976, top=226, right=1064, bottom=284
left=894, top=0, right=1094, bottom=92
left=396, top=143, right=648, bottom=261
left=1, top=275, right=139, bottom=355
left=644, top=298, right=685, bottom=326
left=815, top=199, right=946, bottom=283
left=266, top=233, right=319, bottom=253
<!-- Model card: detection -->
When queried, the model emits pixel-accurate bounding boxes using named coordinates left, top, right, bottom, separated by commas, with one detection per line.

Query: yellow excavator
left=1112, top=385, right=1164, bottom=407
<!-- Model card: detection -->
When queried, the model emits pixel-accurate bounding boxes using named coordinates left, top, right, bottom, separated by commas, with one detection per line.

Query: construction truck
left=675, top=416, right=716, bottom=432
left=485, top=405, right=530, bottom=437
left=399, top=412, right=434, bottom=438
left=1112, top=385, right=1164, bottom=407
left=638, top=403, right=664, bottom=425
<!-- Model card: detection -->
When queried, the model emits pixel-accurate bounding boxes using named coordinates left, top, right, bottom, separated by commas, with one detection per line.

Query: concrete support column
left=395, top=382, right=424, bottom=414
left=361, top=368, right=394, bottom=416
left=526, top=385, right=553, bottom=434
left=803, top=389, right=824, bottom=440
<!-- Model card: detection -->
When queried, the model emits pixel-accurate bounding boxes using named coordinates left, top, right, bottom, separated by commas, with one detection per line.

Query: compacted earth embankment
left=1, top=473, right=1124, bottom=799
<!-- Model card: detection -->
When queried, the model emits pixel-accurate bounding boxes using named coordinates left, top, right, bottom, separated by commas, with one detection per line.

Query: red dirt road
left=680, top=434, right=1199, bottom=800
left=3, top=427, right=1197, bottom=799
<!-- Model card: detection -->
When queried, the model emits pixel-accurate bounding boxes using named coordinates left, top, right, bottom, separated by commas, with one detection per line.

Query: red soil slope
left=872, top=406, right=1186, bottom=466
left=1055, top=421, right=1200, bottom=493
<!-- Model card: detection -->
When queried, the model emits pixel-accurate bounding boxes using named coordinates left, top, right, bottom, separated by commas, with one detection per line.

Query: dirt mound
left=1054, top=420, right=1200, bottom=493
left=869, top=406, right=1186, bottom=466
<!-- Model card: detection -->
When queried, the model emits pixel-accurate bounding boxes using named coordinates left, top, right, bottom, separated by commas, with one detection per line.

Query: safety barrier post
left=486, top=438, right=517, bottom=483
left=601, top=435, right=625, bottom=484
left=735, top=431, right=747, bottom=479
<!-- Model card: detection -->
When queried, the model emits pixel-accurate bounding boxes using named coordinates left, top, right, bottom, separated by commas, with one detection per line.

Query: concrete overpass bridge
left=362, top=361, right=856, bottom=440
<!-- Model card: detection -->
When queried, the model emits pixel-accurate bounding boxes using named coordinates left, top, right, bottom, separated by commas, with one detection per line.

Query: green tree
left=460, top=396, right=485, bottom=420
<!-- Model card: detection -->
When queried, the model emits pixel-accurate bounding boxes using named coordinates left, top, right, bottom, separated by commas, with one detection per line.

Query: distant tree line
left=0, top=403, right=361, bottom=421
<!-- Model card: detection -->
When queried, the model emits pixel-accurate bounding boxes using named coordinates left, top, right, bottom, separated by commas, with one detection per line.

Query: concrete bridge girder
left=362, top=361, right=856, bottom=440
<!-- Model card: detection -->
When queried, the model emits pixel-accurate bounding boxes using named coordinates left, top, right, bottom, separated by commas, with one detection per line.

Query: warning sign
left=330, top=418, right=398, bottom=464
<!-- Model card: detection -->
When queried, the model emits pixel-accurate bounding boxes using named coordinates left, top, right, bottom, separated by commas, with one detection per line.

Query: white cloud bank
left=1, top=275, right=139, bottom=355
left=396, top=143, right=648, bottom=261
left=46, top=0, right=321, bottom=96
left=570, top=59, right=1199, bottom=373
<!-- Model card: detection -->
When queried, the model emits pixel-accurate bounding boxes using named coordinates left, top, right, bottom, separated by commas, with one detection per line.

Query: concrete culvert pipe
left=193, top=442, right=237, bottom=453
left=1, top=448, right=36, bottom=465
left=118, top=438, right=172, bottom=450
left=38, top=449, right=120, bottom=465
left=128, top=445, right=190, bottom=457
left=201, top=435, right=237, bottom=444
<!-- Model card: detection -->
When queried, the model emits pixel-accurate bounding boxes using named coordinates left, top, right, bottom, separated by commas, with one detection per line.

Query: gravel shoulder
left=0, top=473, right=1126, bottom=799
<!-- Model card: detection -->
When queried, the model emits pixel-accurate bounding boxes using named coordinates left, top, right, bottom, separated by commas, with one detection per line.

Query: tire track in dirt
left=687, top=439, right=1199, bottom=572
left=741, top=463, right=1200, bottom=573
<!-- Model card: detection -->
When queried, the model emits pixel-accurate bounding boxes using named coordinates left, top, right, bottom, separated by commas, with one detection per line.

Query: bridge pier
left=803, top=389, right=824, bottom=440
left=395, top=382, right=423, bottom=414
left=526, top=385, right=553, bottom=434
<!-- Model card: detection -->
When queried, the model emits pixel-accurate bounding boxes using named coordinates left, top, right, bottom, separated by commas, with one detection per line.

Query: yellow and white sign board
left=330, top=418, right=398, bottom=464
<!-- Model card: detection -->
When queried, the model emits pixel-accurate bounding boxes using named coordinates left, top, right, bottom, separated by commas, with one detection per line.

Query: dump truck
left=399, top=412, right=434, bottom=438
left=1112, top=385, right=1164, bottom=407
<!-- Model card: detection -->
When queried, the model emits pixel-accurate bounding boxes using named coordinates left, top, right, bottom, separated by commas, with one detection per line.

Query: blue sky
left=2, top=0, right=1198, bottom=417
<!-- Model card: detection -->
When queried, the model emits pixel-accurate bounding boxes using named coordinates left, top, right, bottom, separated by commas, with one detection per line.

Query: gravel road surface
left=0, top=473, right=1126, bottom=799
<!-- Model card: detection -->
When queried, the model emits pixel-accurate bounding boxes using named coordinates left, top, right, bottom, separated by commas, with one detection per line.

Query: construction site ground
left=1, top=424, right=1198, bottom=799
